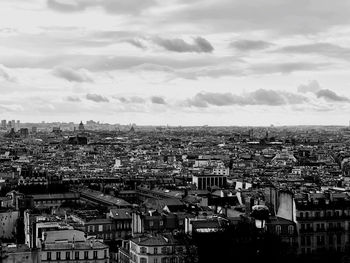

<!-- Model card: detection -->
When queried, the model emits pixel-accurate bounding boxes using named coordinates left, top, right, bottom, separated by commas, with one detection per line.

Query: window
left=337, top=234, right=342, bottom=244
left=149, top=221, right=154, bottom=227
left=160, top=220, right=163, bottom=226
left=276, top=225, right=281, bottom=235
left=140, top=247, right=147, bottom=254
left=306, top=236, right=311, bottom=246
left=317, top=236, right=325, bottom=245
left=299, top=212, right=304, bottom=219
left=288, top=225, right=294, bottom=235
left=162, top=258, right=168, bottom=263
left=47, top=252, right=51, bottom=261
left=305, top=212, right=309, bottom=219
left=75, top=251, right=79, bottom=260
left=154, top=248, right=158, bottom=254
left=99, top=225, right=103, bottom=232
left=66, top=252, right=70, bottom=260
left=140, top=257, right=147, bottom=263
left=329, top=235, right=333, bottom=245
left=104, top=250, right=108, bottom=258
left=84, top=251, right=89, bottom=260
left=315, top=211, right=320, bottom=218
left=154, top=259, right=158, bottom=263
left=162, top=247, right=167, bottom=254
left=56, top=252, right=61, bottom=260
left=93, top=251, right=98, bottom=259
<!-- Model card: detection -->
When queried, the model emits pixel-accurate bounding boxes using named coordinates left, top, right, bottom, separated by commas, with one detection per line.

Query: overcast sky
left=1, top=0, right=350, bottom=126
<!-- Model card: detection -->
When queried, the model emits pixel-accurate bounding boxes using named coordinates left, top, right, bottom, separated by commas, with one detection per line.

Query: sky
left=1, top=0, right=350, bottom=126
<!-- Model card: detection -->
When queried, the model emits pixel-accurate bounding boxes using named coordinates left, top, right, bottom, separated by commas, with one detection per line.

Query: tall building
left=78, top=121, right=85, bottom=131
left=1, top=119, right=6, bottom=129
left=20, top=128, right=29, bottom=138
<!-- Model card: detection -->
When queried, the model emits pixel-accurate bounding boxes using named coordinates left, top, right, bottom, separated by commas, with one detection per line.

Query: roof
left=32, top=192, right=79, bottom=200
left=45, top=229, right=85, bottom=243
left=80, top=189, right=131, bottom=207
left=43, top=241, right=108, bottom=250
left=109, top=208, right=132, bottom=219
left=131, top=234, right=182, bottom=247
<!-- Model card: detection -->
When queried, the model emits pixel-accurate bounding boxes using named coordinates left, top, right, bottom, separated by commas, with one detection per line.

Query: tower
left=78, top=121, right=85, bottom=131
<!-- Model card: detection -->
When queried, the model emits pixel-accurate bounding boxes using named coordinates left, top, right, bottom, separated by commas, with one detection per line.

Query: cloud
left=66, top=96, right=81, bottom=102
left=249, top=62, right=327, bottom=74
left=0, top=64, right=16, bottom=82
left=297, top=80, right=321, bottom=93
left=151, top=96, right=166, bottom=104
left=47, top=0, right=157, bottom=14
left=154, top=36, right=214, bottom=53
left=186, top=89, right=308, bottom=108
left=116, top=96, right=146, bottom=104
left=52, top=66, right=93, bottom=82
left=86, top=93, right=109, bottom=102
left=167, top=0, right=350, bottom=35
left=230, top=40, right=273, bottom=51
left=275, top=43, right=350, bottom=60
left=125, top=38, right=146, bottom=49
left=316, top=89, right=350, bottom=102
left=297, top=81, right=349, bottom=102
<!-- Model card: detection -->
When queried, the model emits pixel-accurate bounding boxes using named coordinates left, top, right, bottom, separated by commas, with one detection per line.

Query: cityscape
left=2, top=0, right=350, bottom=262
left=1, top=121, right=350, bottom=262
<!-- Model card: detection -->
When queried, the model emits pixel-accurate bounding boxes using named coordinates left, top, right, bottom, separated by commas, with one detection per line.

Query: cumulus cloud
left=47, top=0, right=157, bottom=14
left=230, top=40, right=273, bottom=51
left=151, top=96, right=166, bottom=104
left=297, top=81, right=349, bottom=103
left=52, top=66, right=93, bottom=82
left=316, top=89, right=350, bottom=102
left=86, top=93, right=109, bottom=102
left=297, top=80, right=321, bottom=93
left=186, top=89, right=308, bottom=108
left=66, top=96, right=81, bottom=102
left=154, top=36, right=214, bottom=53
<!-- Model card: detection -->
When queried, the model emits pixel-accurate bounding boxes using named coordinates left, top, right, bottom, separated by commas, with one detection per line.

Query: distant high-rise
left=20, top=128, right=29, bottom=138
left=11, top=120, right=15, bottom=130
left=1, top=120, right=6, bottom=129
left=78, top=121, right=85, bottom=131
